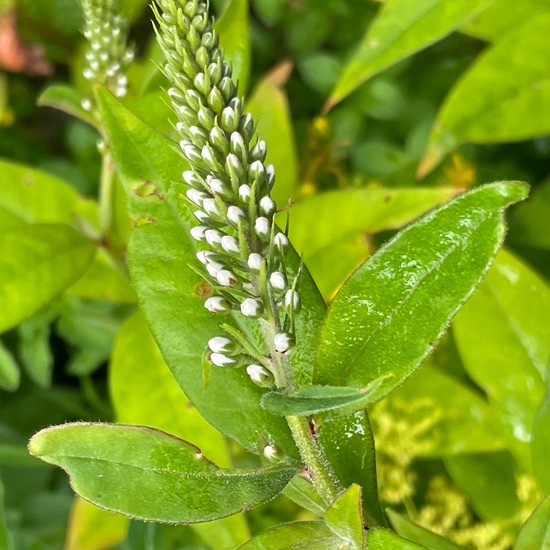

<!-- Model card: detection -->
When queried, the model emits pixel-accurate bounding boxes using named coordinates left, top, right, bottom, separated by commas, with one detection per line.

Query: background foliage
left=0, top=0, right=549, bottom=548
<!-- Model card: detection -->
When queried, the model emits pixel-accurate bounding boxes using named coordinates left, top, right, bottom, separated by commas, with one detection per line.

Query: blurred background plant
left=0, top=0, right=549, bottom=548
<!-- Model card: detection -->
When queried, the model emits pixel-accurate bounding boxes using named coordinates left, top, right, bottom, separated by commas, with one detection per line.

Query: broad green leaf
left=286, top=187, right=458, bottom=299
left=29, top=423, right=297, bottom=523
left=247, top=62, right=298, bottom=206
left=328, top=0, right=495, bottom=108
left=381, top=365, right=504, bottom=456
left=261, top=376, right=389, bottom=417
left=215, top=0, right=250, bottom=94
left=18, top=306, right=58, bottom=388
left=67, top=248, right=136, bottom=303
left=317, top=410, right=386, bottom=527
left=314, top=182, right=528, bottom=402
left=237, top=521, right=340, bottom=550
left=0, top=340, right=19, bottom=392
left=66, top=498, right=128, bottom=550
left=445, top=452, right=520, bottom=522
left=38, top=85, right=98, bottom=129
left=367, top=528, right=427, bottom=549
left=387, top=510, right=462, bottom=550
left=325, top=484, right=365, bottom=549
left=0, top=158, right=97, bottom=229
left=453, top=249, right=550, bottom=467
left=462, top=0, right=549, bottom=42
left=94, top=87, right=300, bottom=453
left=0, top=224, right=97, bottom=334
left=419, top=16, right=550, bottom=176
left=532, top=367, right=550, bottom=493
left=282, top=475, right=327, bottom=516
left=110, top=311, right=250, bottom=548
left=514, top=495, right=550, bottom=550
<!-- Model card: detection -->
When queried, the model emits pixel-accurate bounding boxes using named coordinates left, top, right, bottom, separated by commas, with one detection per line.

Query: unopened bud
left=206, top=261, right=224, bottom=278
left=274, top=232, right=289, bottom=251
left=263, top=444, right=284, bottom=462
left=190, top=225, right=208, bottom=241
left=250, top=140, right=267, bottom=162
left=227, top=206, right=245, bottom=225
left=186, top=188, right=207, bottom=206
left=270, top=271, right=287, bottom=291
left=221, top=106, right=239, bottom=133
left=182, top=170, right=204, bottom=187
left=210, top=352, right=239, bottom=367
left=239, top=184, right=251, bottom=203
left=208, top=336, right=239, bottom=354
left=259, top=196, right=276, bottom=216
left=240, top=298, right=264, bottom=318
left=247, top=253, right=263, bottom=271
left=247, top=365, right=274, bottom=388
left=274, top=332, right=294, bottom=353
left=205, top=229, right=223, bottom=246
left=204, top=296, right=232, bottom=313
left=284, top=289, right=301, bottom=313
left=208, top=87, right=225, bottom=113
left=255, top=217, right=270, bottom=239
left=221, top=235, right=240, bottom=254
left=217, top=270, right=238, bottom=287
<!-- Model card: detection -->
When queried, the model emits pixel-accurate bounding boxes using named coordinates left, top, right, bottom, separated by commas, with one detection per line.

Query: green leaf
left=0, top=476, right=12, bottom=550
left=0, top=340, right=19, bottom=392
left=94, top=87, right=299, bottom=453
left=314, top=182, right=528, bottom=401
left=453, top=249, right=550, bottom=467
left=383, top=365, right=505, bottom=456
left=325, top=484, right=365, bottom=549
left=387, top=510, right=462, bottom=550
left=532, top=364, right=550, bottom=494
left=419, top=15, right=550, bottom=176
left=445, top=452, right=520, bottom=522
left=282, top=475, right=327, bottom=516
left=18, top=306, right=58, bottom=388
left=38, top=85, right=98, bottom=129
left=261, top=376, right=390, bottom=417
left=215, top=0, right=250, bottom=94
left=367, top=528, right=427, bottom=549
left=0, top=225, right=97, bottom=334
left=317, top=410, right=386, bottom=528
left=247, top=63, right=298, bottom=207
left=513, top=495, right=550, bottom=550
left=29, top=423, right=297, bottom=524
left=328, top=0, right=495, bottom=108
left=237, top=521, right=340, bottom=550
left=461, top=0, right=548, bottom=42
left=286, top=187, right=458, bottom=299
left=0, top=158, right=97, bottom=230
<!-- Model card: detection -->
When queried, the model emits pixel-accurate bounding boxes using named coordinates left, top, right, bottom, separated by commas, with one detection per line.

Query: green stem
left=99, top=151, right=115, bottom=236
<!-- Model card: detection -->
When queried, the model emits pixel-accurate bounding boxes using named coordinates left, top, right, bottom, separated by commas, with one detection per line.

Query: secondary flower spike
left=153, top=0, right=301, bottom=383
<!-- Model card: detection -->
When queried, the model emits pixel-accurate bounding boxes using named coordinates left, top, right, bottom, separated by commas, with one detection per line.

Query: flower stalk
left=153, top=0, right=342, bottom=505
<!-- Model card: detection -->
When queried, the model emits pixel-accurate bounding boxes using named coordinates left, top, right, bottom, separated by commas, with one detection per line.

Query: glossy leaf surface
left=261, top=377, right=388, bottom=417
left=215, top=0, right=250, bottom=94
left=387, top=510, right=462, bottom=550
left=0, top=224, right=96, bottom=334
left=532, top=365, right=550, bottom=494
left=420, top=16, right=550, bottom=175
left=453, top=249, right=550, bottom=467
left=286, top=187, right=458, bottom=299
left=237, top=521, right=340, bottom=550
left=328, top=0, right=495, bottom=108
left=247, top=62, right=298, bottom=206
left=314, top=182, right=527, bottom=402
left=513, top=495, right=550, bottom=550
left=317, top=410, right=386, bottom=527
left=29, top=423, right=297, bottom=523
left=325, top=484, right=364, bottom=549
left=95, top=88, right=298, bottom=453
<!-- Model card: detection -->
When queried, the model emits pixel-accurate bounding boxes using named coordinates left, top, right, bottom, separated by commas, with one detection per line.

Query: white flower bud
left=202, top=198, right=220, bottom=216
left=241, top=113, right=254, bottom=140
left=81, top=98, right=93, bottom=111
left=270, top=272, right=287, bottom=291
left=284, top=289, right=301, bottom=313
left=240, top=298, right=263, bottom=318
left=204, top=296, right=231, bottom=313
left=255, top=217, right=270, bottom=238
left=196, top=250, right=216, bottom=264
left=201, top=145, right=217, bottom=165
left=260, top=196, right=276, bottom=216
left=274, top=232, right=289, bottom=251
left=247, top=253, right=263, bottom=271
left=274, top=332, right=294, bottom=353
left=239, top=184, right=251, bottom=202
left=230, top=132, right=246, bottom=156
left=186, top=189, right=207, bottom=206
left=206, top=261, right=224, bottom=278
left=182, top=170, right=203, bottom=187
left=226, top=153, right=241, bottom=171
left=205, top=229, right=223, bottom=246
left=227, top=206, right=245, bottom=225
left=208, top=337, right=237, bottom=354
left=189, top=125, right=207, bottom=139
left=194, top=72, right=208, bottom=94
left=263, top=444, right=284, bottom=462
left=180, top=141, right=201, bottom=162
left=210, top=353, right=238, bottom=367
left=217, top=270, right=238, bottom=286
left=221, top=106, right=238, bottom=132
left=194, top=210, right=209, bottom=223
left=206, top=176, right=225, bottom=195
left=250, top=140, right=267, bottom=161
left=190, top=226, right=208, bottom=241
left=249, top=160, right=266, bottom=181
left=266, top=164, right=276, bottom=188
left=221, top=235, right=240, bottom=254
left=247, top=364, right=274, bottom=388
